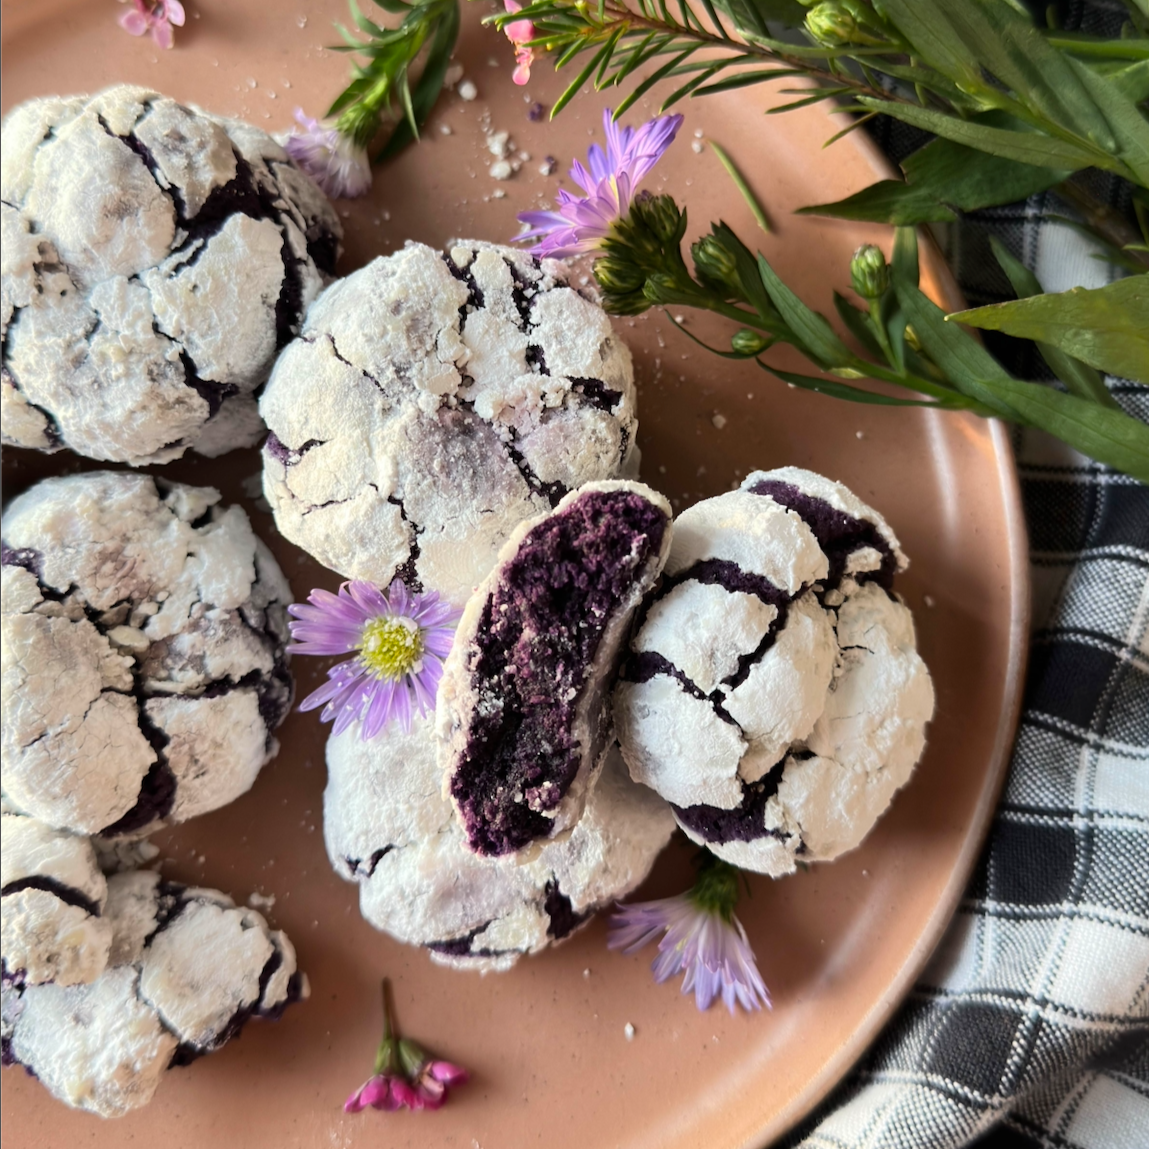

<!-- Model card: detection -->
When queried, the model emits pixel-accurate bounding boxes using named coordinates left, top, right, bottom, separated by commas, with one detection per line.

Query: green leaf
left=712, top=0, right=806, bottom=36
left=867, top=0, right=982, bottom=88
left=949, top=275, right=1149, bottom=384
left=1046, top=34, right=1149, bottom=60
left=877, top=0, right=1117, bottom=151
left=987, top=237, right=1119, bottom=408
left=756, top=254, right=852, bottom=367
left=801, top=136, right=1066, bottom=225
left=1087, top=59, right=1149, bottom=103
left=694, top=69, right=799, bottom=97
left=376, top=0, right=459, bottom=159
left=800, top=181, right=957, bottom=225
left=893, top=277, right=1018, bottom=418
left=1066, top=55, right=1149, bottom=187
left=710, top=141, right=771, bottom=233
left=891, top=226, right=919, bottom=287
left=614, top=46, right=699, bottom=118
left=834, top=292, right=885, bottom=359
left=969, top=376, right=1149, bottom=480
left=854, top=97, right=1107, bottom=173
left=761, top=365, right=946, bottom=406
left=553, top=38, right=620, bottom=117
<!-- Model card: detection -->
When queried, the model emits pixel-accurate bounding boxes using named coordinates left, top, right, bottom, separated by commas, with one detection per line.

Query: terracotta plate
left=0, top=2, right=1028, bottom=1146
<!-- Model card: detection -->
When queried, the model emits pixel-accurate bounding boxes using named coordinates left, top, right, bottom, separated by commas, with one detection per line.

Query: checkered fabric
left=782, top=6, right=1149, bottom=1147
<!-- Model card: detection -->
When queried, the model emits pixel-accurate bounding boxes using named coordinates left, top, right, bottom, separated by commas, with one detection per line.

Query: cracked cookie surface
left=1, top=85, right=341, bottom=465
left=324, top=716, right=674, bottom=973
left=1, top=807, right=112, bottom=987
left=259, top=240, right=638, bottom=604
left=614, top=467, right=935, bottom=876
left=1, top=869, right=304, bottom=1118
left=1, top=471, right=294, bottom=837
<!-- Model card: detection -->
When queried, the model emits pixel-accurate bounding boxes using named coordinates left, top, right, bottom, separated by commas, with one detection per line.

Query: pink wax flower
left=503, top=0, right=536, bottom=86
left=118, top=0, right=185, bottom=51
left=345, top=979, right=469, bottom=1114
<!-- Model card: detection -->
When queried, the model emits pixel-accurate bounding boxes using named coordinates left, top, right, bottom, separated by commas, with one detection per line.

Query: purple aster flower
left=517, top=108, right=683, bottom=259
left=287, top=579, right=460, bottom=739
left=285, top=109, right=373, bottom=200
left=608, top=854, right=770, bottom=1014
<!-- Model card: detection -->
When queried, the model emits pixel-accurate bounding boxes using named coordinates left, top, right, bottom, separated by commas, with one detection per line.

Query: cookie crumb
left=712, top=414, right=727, bottom=430
left=624, top=1022, right=636, bottom=1041
left=458, top=79, right=478, bottom=101
left=490, top=160, right=513, bottom=180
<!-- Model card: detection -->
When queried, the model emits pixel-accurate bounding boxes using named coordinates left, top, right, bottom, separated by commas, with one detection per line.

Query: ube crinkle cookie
left=614, top=467, right=934, bottom=876
left=260, top=240, right=639, bottom=604
left=1, top=870, right=305, bottom=1117
left=1, top=472, right=294, bottom=837
left=1, top=85, right=341, bottom=465
left=437, top=480, right=672, bottom=857
left=324, top=714, right=675, bottom=972
left=1, top=808, right=112, bottom=988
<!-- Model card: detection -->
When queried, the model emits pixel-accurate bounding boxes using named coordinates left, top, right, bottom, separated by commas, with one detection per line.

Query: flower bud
left=692, top=235, right=740, bottom=290
left=850, top=244, right=889, bottom=299
left=731, top=329, right=771, bottom=356
left=805, top=0, right=891, bottom=47
left=904, top=324, right=923, bottom=352
left=634, top=193, right=684, bottom=244
left=594, top=255, right=646, bottom=296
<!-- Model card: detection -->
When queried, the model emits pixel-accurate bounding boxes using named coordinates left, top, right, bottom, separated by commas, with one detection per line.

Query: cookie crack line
left=0, top=877, right=101, bottom=919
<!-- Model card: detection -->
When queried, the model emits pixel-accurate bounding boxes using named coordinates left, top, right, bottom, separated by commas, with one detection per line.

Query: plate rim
left=742, top=117, right=1031, bottom=1147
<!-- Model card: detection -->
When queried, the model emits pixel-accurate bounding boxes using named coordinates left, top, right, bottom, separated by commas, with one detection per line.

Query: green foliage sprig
left=328, top=0, right=460, bottom=158
left=595, top=197, right=1149, bottom=478
left=493, top=0, right=1149, bottom=260
left=489, top=0, right=1149, bottom=477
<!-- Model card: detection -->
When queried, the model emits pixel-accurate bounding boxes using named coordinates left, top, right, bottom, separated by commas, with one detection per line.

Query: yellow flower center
left=358, top=615, right=424, bottom=681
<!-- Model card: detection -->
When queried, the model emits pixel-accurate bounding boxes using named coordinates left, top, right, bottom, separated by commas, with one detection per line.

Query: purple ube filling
left=450, top=489, right=667, bottom=857
left=747, top=480, right=897, bottom=590
left=672, top=759, right=790, bottom=844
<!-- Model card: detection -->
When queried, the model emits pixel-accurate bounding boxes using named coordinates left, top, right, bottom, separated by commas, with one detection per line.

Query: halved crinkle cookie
left=1, top=870, right=305, bottom=1118
left=614, top=467, right=934, bottom=876
left=437, top=480, right=672, bottom=857
left=324, top=714, right=674, bottom=973
left=259, top=240, right=639, bottom=604
left=1, top=472, right=293, bottom=837
left=1, top=85, right=341, bottom=465
left=0, top=808, right=112, bottom=987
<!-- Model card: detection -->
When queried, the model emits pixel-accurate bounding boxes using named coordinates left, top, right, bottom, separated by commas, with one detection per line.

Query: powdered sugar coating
left=1, top=85, right=341, bottom=465
left=615, top=467, right=933, bottom=875
left=1, top=870, right=304, bottom=1117
left=260, top=240, right=638, bottom=605
left=1, top=472, right=293, bottom=836
left=0, top=809, right=111, bottom=987
left=437, top=481, right=672, bottom=856
left=324, top=716, right=674, bottom=972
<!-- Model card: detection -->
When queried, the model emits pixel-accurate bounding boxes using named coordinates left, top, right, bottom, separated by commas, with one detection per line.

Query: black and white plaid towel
left=783, top=6, right=1149, bottom=1145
